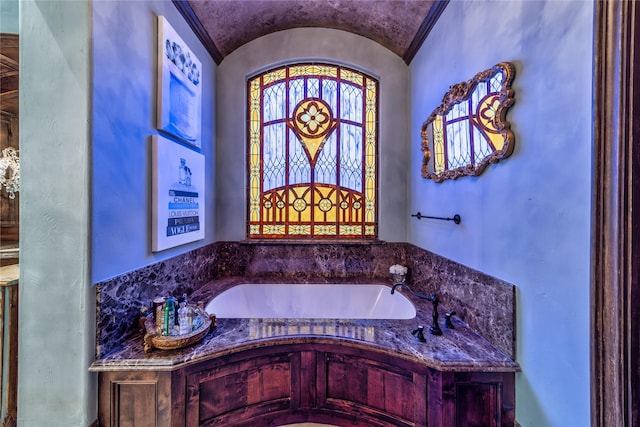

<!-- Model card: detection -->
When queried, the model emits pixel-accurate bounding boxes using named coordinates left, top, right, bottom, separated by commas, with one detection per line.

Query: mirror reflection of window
left=421, top=62, right=515, bottom=182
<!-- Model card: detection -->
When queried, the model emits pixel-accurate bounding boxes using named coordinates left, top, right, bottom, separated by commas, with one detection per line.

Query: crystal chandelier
left=0, top=147, right=19, bottom=199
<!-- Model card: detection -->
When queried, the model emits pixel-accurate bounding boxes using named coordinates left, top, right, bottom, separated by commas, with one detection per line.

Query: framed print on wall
left=157, top=15, right=202, bottom=148
left=152, top=135, right=205, bottom=252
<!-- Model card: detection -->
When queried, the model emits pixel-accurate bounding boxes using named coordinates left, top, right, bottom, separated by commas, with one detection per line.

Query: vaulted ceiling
left=0, top=1, right=448, bottom=125
left=174, top=0, right=448, bottom=65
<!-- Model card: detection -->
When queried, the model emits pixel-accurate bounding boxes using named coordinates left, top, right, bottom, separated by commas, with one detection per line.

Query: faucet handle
left=445, top=311, right=457, bottom=329
left=411, top=325, right=427, bottom=342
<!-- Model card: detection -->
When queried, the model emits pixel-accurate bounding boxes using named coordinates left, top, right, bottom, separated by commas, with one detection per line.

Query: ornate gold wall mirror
left=421, top=62, right=515, bottom=182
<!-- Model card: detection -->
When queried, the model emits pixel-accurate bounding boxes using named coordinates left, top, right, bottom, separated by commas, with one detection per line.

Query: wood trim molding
left=630, top=8, right=640, bottom=427
left=403, top=0, right=449, bottom=65
left=591, top=1, right=639, bottom=426
left=171, top=0, right=224, bottom=65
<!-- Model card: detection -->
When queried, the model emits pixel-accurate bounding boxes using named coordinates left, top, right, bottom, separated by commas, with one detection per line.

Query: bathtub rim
left=204, top=282, right=417, bottom=320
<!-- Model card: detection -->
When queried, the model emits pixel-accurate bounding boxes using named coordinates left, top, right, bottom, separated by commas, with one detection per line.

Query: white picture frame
left=152, top=135, right=205, bottom=252
left=157, top=15, right=202, bottom=148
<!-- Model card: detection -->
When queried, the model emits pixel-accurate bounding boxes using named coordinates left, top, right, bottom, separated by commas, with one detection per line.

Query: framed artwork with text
left=152, top=135, right=205, bottom=251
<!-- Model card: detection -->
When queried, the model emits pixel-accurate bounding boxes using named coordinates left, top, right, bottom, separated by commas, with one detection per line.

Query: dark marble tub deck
left=90, top=276, right=518, bottom=373
left=92, top=241, right=518, bottom=373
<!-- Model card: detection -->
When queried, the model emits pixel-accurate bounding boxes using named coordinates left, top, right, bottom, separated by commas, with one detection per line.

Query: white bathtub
left=205, top=283, right=416, bottom=320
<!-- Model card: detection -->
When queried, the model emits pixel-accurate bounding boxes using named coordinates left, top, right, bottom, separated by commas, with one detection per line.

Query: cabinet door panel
left=113, top=381, right=157, bottom=427
left=455, top=382, right=500, bottom=427
left=186, top=352, right=296, bottom=426
left=320, top=352, right=421, bottom=426
left=453, top=372, right=515, bottom=427
left=98, top=371, right=173, bottom=427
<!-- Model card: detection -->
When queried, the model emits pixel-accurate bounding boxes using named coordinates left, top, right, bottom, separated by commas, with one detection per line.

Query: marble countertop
left=90, top=277, right=519, bottom=373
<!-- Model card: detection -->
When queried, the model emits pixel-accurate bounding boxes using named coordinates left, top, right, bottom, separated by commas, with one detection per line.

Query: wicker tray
left=143, top=314, right=215, bottom=353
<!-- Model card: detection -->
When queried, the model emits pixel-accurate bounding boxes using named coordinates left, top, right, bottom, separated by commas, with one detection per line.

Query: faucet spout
left=390, top=283, right=443, bottom=336
left=390, top=282, right=404, bottom=295
left=390, top=282, right=434, bottom=301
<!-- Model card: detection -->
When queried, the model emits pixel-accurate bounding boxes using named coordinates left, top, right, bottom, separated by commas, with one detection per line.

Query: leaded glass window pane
left=288, top=131, right=311, bottom=186
left=315, top=132, right=337, bottom=186
left=263, top=82, right=286, bottom=122
left=247, top=63, right=378, bottom=239
left=340, top=123, right=362, bottom=192
left=262, top=123, right=286, bottom=191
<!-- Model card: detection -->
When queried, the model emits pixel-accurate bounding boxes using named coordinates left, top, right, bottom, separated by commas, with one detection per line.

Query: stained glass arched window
left=247, top=63, right=378, bottom=239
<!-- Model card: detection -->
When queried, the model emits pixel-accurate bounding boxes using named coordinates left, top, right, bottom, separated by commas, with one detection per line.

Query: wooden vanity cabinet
left=184, top=350, right=298, bottom=426
left=97, top=343, right=515, bottom=427
left=97, top=369, right=185, bottom=427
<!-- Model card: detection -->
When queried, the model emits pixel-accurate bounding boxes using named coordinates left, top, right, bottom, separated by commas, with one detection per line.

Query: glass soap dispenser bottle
left=178, top=301, right=191, bottom=335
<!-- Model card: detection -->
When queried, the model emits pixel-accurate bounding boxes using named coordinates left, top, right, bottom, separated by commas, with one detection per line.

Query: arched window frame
left=246, top=62, right=379, bottom=240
